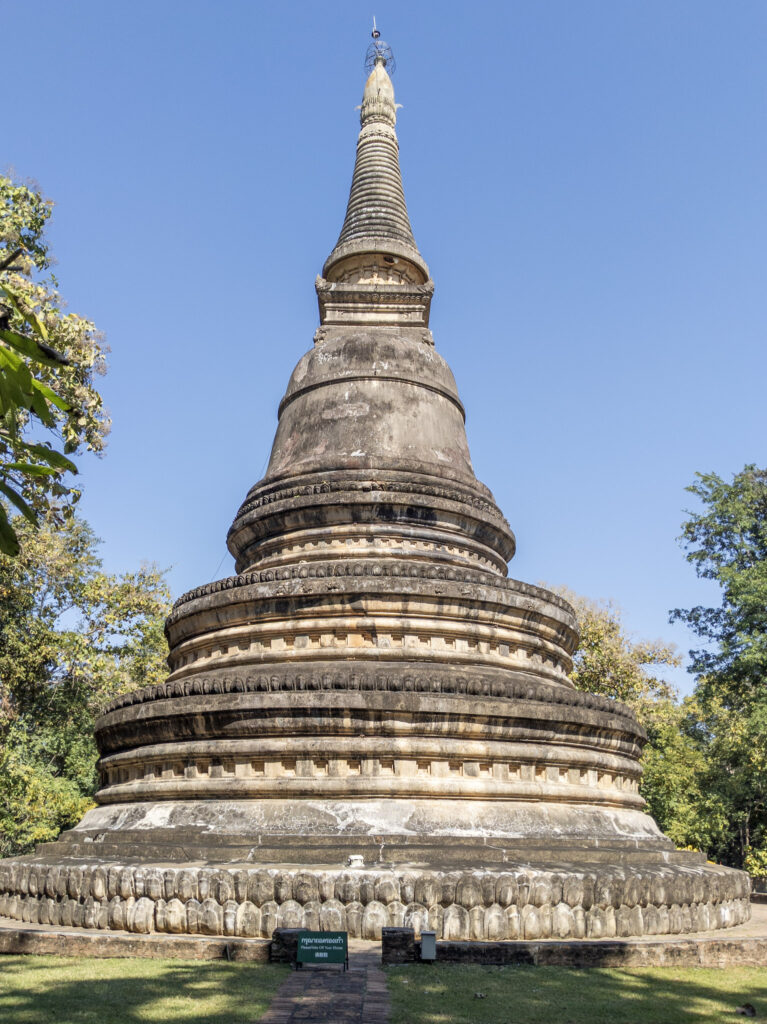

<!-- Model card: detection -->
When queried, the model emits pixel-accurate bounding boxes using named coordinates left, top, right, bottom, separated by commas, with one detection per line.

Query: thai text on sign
left=296, top=931, right=348, bottom=967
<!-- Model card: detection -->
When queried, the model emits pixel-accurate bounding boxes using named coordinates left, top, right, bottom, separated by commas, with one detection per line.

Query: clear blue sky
left=4, top=1, right=765, bottom=694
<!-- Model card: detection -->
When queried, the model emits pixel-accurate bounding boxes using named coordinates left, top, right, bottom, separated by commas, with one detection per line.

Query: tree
left=671, top=466, right=767, bottom=710
left=671, top=466, right=767, bottom=870
left=0, top=513, right=170, bottom=857
left=0, top=175, right=109, bottom=555
left=558, top=588, right=678, bottom=715
left=553, top=587, right=717, bottom=851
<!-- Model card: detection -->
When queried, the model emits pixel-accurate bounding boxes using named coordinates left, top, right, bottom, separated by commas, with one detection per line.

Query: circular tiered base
left=0, top=847, right=750, bottom=941
left=0, top=794, right=751, bottom=940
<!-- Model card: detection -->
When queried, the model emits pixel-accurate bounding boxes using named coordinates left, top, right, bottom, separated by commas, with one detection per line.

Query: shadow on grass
left=386, top=963, right=767, bottom=1024
left=0, top=955, right=289, bottom=1024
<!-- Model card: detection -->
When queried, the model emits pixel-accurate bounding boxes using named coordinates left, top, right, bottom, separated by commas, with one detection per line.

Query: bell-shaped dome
left=227, top=54, right=515, bottom=576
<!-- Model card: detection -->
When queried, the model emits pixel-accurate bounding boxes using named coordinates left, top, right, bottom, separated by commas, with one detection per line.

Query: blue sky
left=4, top=1, right=765, bottom=694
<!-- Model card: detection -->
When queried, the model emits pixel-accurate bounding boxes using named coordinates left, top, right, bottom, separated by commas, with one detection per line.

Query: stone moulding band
left=98, top=736, right=643, bottom=775
left=0, top=863, right=751, bottom=941
left=163, top=626, right=573, bottom=687
left=229, top=473, right=509, bottom=530
left=100, top=665, right=638, bottom=725
left=233, top=527, right=504, bottom=573
left=94, top=778, right=644, bottom=808
left=94, top=746, right=644, bottom=807
left=168, top=559, right=573, bottom=624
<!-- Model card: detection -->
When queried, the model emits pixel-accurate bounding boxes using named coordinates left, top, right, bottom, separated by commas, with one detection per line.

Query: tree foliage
left=671, top=466, right=767, bottom=710
left=556, top=465, right=767, bottom=872
left=560, top=588, right=678, bottom=715
left=554, top=587, right=710, bottom=846
left=0, top=175, right=110, bottom=554
left=0, top=514, right=170, bottom=857
left=671, top=466, right=767, bottom=871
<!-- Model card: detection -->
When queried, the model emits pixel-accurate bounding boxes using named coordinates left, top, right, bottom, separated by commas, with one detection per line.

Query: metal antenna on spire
left=365, top=18, right=396, bottom=74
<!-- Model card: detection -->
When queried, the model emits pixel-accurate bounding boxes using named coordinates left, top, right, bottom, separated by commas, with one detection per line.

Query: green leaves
left=0, top=480, right=36, bottom=523
left=0, top=173, right=109, bottom=559
left=0, top=513, right=172, bottom=855
left=552, top=585, right=734, bottom=859
left=666, top=465, right=767, bottom=869
left=12, top=440, right=76, bottom=473
left=553, top=587, right=679, bottom=712
left=672, top=466, right=767, bottom=709
left=0, top=504, right=20, bottom=556
left=0, top=178, right=53, bottom=272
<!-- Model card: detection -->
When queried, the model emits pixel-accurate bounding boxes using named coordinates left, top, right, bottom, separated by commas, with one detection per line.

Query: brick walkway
left=260, top=941, right=389, bottom=1023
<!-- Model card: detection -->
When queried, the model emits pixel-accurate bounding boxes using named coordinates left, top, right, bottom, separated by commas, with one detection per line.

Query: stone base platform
left=0, top=916, right=271, bottom=960
left=1, top=907, right=766, bottom=968
left=0, top=855, right=751, bottom=942
left=381, top=902, right=767, bottom=967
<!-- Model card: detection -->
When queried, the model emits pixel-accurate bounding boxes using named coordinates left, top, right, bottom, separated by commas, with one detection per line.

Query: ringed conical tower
left=0, top=36, right=749, bottom=943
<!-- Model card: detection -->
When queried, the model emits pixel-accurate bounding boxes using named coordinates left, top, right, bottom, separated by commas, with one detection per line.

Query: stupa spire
left=318, top=28, right=432, bottom=327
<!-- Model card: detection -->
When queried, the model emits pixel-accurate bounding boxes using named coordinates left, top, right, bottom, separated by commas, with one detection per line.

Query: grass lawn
left=0, top=955, right=289, bottom=1023
left=386, top=964, right=767, bottom=1024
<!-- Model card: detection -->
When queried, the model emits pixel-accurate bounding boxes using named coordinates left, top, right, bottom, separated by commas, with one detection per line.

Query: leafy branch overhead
left=0, top=176, right=110, bottom=555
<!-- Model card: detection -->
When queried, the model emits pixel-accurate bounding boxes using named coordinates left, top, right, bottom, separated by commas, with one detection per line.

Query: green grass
left=386, top=964, right=767, bottom=1024
left=0, top=955, right=289, bottom=1023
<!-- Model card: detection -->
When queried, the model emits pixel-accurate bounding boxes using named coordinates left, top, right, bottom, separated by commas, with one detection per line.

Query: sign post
left=296, top=931, right=349, bottom=971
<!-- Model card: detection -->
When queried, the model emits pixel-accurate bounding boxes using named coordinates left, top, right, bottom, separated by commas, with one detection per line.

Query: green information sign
left=296, top=931, right=348, bottom=970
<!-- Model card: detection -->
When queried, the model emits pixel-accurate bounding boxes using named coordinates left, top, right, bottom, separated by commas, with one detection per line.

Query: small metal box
left=420, top=930, right=437, bottom=961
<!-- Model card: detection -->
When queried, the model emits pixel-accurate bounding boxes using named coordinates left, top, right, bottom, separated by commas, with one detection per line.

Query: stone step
left=32, top=838, right=704, bottom=870
left=54, top=829, right=682, bottom=854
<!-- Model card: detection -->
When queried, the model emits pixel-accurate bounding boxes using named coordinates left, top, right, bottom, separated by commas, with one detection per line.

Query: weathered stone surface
left=400, top=874, right=417, bottom=908
left=443, top=903, right=469, bottom=940
left=380, top=913, right=767, bottom=968
left=335, top=873, right=360, bottom=904
left=427, top=903, right=444, bottom=934
left=319, top=898, right=346, bottom=931
left=131, top=897, right=154, bottom=934
left=223, top=899, right=238, bottom=936
left=197, top=872, right=212, bottom=903
left=260, top=900, right=279, bottom=937
left=362, top=900, right=389, bottom=940
left=301, top=900, right=321, bottom=931
left=164, top=898, right=187, bottom=933
left=176, top=870, right=198, bottom=903
left=375, top=872, right=399, bottom=905
left=469, top=905, right=485, bottom=941
left=293, top=872, right=319, bottom=906
left=0, top=861, right=753, bottom=941
left=91, top=868, right=107, bottom=901
left=117, top=869, right=133, bottom=900
left=457, top=875, right=482, bottom=911
left=403, top=902, right=429, bottom=938
left=277, top=900, right=303, bottom=930
left=485, top=904, right=507, bottom=941
left=199, top=898, right=222, bottom=936
left=234, top=900, right=259, bottom=937
left=247, top=872, right=273, bottom=908
left=553, top=902, right=574, bottom=939
left=345, top=901, right=364, bottom=939
left=185, top=899, right=201, bottom=934
left=522, top=905, right=542, bottom=940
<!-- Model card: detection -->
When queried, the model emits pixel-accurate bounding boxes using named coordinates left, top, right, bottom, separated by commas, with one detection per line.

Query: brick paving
left=260, top=941, right=389, bottom=1024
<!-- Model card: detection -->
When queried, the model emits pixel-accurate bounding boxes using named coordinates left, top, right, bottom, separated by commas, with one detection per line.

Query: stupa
left=0, top=35, right=750, bottom=942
